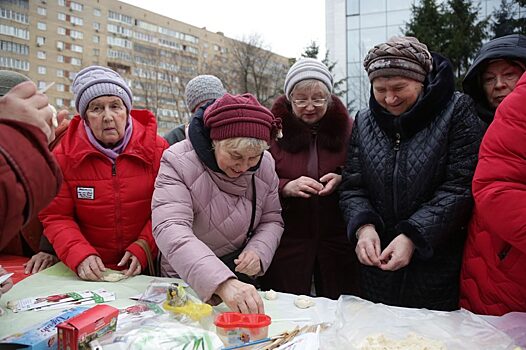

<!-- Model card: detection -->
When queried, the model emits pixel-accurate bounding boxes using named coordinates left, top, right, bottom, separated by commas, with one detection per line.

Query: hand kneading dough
left=360, top=333, right=446, bottom=350
left=294, top=295, right=315, bottom=309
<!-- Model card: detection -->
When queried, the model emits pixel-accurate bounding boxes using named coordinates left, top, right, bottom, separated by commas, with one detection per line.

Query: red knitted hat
left=204, top=93, right=281, bottom=143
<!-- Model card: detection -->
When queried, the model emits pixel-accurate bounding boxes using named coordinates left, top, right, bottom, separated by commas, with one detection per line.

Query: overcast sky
left=119, top=0, right=326, bottom=59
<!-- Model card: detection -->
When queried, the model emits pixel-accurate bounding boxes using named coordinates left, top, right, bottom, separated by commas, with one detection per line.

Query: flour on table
left=359, top=333, right=446, bottom=350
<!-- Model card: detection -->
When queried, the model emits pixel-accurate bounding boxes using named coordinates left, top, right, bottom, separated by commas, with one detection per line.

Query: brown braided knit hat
left=363, top=36, right=433, bottom=83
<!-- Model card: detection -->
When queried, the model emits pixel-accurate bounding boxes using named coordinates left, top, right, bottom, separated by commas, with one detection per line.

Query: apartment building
left=0, top=0, right=290, bottom=133
left=326, top=0, right=525, bottom=113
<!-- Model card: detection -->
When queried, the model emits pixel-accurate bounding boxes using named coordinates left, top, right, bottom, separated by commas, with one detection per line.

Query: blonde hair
left=212, top=137, right=269, bottom=154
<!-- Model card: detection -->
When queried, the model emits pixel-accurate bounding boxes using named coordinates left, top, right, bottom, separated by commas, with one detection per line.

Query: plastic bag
left=89, top=313, right=223, bottom=350
left=320, top=296, right=517, bottom=350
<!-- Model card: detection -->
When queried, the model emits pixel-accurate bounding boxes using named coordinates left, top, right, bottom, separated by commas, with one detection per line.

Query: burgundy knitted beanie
left=204, top=93, right=281, bottom=143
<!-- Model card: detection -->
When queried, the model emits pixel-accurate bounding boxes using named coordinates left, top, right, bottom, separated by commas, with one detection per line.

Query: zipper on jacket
left=392, top=132, right=401, bottom=219
left=112, top=161, right=123, bottom=253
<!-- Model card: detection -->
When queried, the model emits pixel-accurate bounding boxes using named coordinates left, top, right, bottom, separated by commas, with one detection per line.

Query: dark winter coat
left=260, top=95, right=359, bottom=299
left=339, top=53, right=484, bottom=311
left=463, top=34, right=526, bottom=124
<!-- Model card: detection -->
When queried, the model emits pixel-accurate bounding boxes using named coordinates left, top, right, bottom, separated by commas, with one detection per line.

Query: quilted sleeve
left=397, top=94, right=484, bottom=258
left=339, top=116, right=385, bottom=241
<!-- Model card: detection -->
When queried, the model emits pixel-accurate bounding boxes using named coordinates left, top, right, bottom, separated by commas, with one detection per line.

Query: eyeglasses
left=292, top=98, right=327, bottom=108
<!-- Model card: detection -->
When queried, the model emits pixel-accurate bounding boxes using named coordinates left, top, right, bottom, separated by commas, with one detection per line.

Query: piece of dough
left=294, top=295, right=315, bottom=309
left=102, top=272, right=128, bottom=282
left=359, top=333, right=446, bottom=350
left=264, top=289, right=278, bottom=300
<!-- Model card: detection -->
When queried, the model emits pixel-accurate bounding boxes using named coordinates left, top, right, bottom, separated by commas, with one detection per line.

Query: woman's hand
left=118, top=251, right=142, bottom=277
left=215, top=278, right=264, bottom=314
left=318, top=173, right=342, bottom=196
left=77, top=255, right=105, bottom=281
left=282, top=176, right=324, bottom=198
left=0, top=266, right=14, bottom=297
left=355, top=225, right=382, bottom=267
left=24, top=252, right=59, bottom=274
left=379, top=234, right=415, bottom=271
left=234, top=249, right=262, bottom=276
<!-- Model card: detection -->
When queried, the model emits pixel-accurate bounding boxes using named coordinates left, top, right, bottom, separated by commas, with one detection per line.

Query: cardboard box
left=57, top=304, right=118, bottom=350
left=0, top=307, right=88, bottom=350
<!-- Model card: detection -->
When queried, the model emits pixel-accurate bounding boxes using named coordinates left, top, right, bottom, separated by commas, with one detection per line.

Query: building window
left=93, top=35, right=100, bottom=44
left=70, top=30, right=83, bottom=40
left=93, top=22, right=101, bottom=31
left=58, top=0, right=65, bottom=5
left=93, top=8, right=101, bottom=17
left=37, top=7, right=47, bottom=16
left=36, top=36, right=45, bottom=46
left=70, top=2, right=83, bottom=11
left=38, top=66, right=46, bottom=74
left=37, top=81, right=46, bottom=90
left=57, top=55, right=64, bottom=63
left=93, top=48, right=100, bottom=56
left=37, top=51, right=46, bottom=59
left=37, top=21, right=47, bottom=30
left=56, top=83, right=65, bottom=92
left=70, top=16, right=83, bottom=26
left=0, top=8, right=29, bottom=24
left=57, top=12, right=66, bottom=21
left=71, top=57, right=81, bottom=66
left=0, top=57, right=30, bottom=71
left=57, top=41, right=64, bottom=50
left=71, top=44, right=83, bottom=53
left=0, top=24, right=30, bottom=40
left=56, top=98, right=64, bottom=107
left=1, top=40, right=29, bottom=55
left=56, top=69, right=64, bottom=77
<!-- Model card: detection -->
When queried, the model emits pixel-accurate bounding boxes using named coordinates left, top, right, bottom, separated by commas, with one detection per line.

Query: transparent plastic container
left=214, top=312, right=271, bottom=347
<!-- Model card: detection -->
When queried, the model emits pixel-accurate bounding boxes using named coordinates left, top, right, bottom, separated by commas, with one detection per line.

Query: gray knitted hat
left=363, top=36, right=433, bottom=83
left=184, top=75, right=226, bottom=113
left=72, top=65, right=133, bottom=118
left=283, top=58, right=333, bottom=100
left=0, top=70, right=30, bottom=97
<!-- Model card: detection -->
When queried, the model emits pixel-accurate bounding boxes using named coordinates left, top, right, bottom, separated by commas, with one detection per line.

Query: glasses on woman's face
left=292, top=98, right=327, bottom=108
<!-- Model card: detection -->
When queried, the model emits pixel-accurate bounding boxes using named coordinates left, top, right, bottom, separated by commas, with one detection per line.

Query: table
left=0, top=263, right=337, bottom=340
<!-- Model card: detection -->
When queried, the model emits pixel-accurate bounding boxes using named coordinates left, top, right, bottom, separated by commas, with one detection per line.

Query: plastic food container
left=214, top=312, right=271, bottom=347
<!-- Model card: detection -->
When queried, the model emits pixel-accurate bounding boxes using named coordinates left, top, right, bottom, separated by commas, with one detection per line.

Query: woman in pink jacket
left=152, top=93, right=284, bottom=314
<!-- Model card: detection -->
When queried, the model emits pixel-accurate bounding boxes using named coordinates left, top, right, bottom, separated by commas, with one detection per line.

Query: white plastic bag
left=320, top=296, right=517, bottom=350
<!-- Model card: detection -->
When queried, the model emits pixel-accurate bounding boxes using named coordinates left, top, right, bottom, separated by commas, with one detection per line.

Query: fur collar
left=272, top=95, right=351, bottom=153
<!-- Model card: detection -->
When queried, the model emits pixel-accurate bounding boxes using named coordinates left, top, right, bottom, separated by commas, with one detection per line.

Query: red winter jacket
left=460, top=72, right=526, bottom=315
left=39, top=110, right=168, bottom=273
left=0, top=120, right=62, bottom=251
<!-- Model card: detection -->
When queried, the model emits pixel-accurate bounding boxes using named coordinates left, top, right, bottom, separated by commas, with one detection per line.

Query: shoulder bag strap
left=246, top=174, right=257, bottom=241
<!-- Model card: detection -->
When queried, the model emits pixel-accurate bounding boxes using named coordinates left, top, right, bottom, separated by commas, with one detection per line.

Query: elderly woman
left=259, top=58, right=359, bottom=299
left=463, top=34, right=526, bottom=125
left=152, top=93, right=283, bottom=314
left=39, top=66, right=168, bottom=281
left=339, top=36, right=484, bottom=311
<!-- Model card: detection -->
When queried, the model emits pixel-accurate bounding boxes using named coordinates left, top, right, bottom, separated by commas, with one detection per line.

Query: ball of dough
left=264, top=289, right=278, bottom=300
left=294, top=295, right=315, bottom=309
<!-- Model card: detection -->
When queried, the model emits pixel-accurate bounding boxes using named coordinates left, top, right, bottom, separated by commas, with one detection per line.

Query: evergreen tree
left=406, top=0, right=489, bottom=88
left=405, top=0, right=446, bottom=53
left=301, top=41, right=319, bottom=59
left=442, top=0, right=489, bottom=85
left=492, top=0, right=523, bottom=37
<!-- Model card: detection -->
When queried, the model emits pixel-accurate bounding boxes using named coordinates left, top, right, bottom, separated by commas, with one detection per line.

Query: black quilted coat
left=339, top=53, right=484, bottom=311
